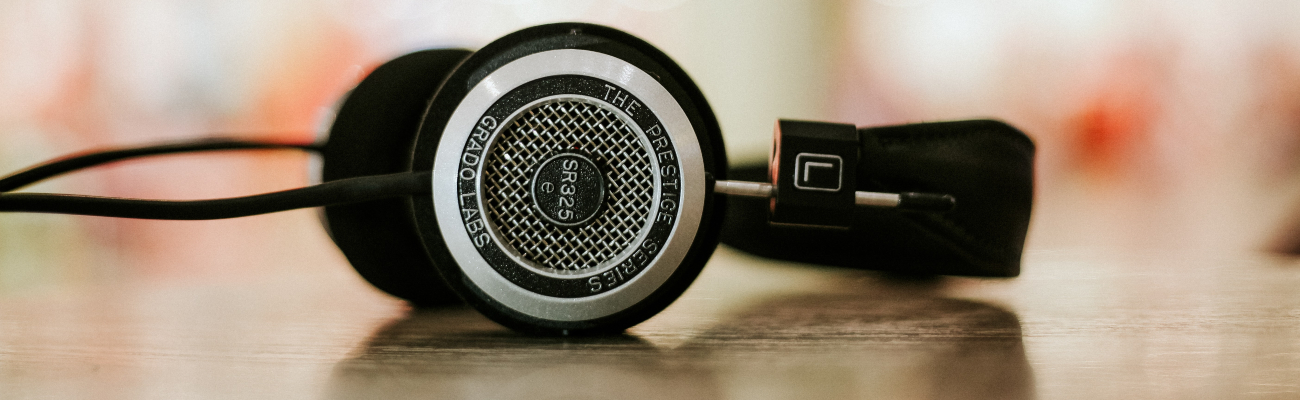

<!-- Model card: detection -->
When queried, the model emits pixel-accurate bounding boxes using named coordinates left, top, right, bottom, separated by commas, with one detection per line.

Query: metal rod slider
left=713, top=180, right=773, bottom=198
left=714, top=180, right=954, bottom=213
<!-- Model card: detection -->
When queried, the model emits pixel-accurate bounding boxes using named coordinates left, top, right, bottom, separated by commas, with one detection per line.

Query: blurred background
left=3, top=0, right=1300, bottom=293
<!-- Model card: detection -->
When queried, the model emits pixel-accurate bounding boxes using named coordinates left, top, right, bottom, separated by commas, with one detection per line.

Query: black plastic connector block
left=769, top=119, right=860, bottom=227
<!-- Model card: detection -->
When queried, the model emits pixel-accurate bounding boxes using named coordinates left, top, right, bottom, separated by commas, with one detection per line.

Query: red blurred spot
left=1070, top=53, right=1162, bottom=180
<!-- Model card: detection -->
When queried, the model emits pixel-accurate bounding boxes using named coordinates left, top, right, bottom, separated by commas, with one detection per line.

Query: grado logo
left=530, top=152, right=606, bottom=227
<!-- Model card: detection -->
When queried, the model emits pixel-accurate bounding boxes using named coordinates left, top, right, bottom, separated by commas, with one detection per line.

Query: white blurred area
left=840, top=0, right=1300, bottom=256
left=1, top=0, right=1299, bottom=292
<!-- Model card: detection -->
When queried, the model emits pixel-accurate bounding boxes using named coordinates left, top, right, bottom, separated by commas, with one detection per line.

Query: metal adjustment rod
left=713, top=119, right=955, bottom=228
left=713, top=181, right=955, bottom=212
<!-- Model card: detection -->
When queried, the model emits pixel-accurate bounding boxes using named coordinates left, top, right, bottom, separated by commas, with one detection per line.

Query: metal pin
left=713, top=180, right=954, bottom=212
left=855, top=191, right=900, bottom=207
left=713, top=180, right=772, bottom=198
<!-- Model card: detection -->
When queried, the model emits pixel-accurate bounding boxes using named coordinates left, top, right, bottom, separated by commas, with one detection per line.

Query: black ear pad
left=721, top=120, right=1034, bottom=277
left=408, top=23, right=727, bottom=335
left=320, top=49, right=471, bottom=306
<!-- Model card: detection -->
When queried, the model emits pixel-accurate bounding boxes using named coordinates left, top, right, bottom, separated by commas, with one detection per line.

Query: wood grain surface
left=1, top=247, right=1297, bottom=399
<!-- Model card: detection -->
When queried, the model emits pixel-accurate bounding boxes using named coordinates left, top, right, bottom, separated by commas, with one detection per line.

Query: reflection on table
left=0, top=247, right=1297, bottom=399
left=329, top=282, right=1031, bottom=400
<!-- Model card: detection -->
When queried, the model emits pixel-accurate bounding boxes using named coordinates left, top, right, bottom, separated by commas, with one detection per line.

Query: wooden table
left=1, top=247, right=1297, bottom=399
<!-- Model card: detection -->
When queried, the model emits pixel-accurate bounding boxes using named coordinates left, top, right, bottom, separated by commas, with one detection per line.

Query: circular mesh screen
left=481, top=98, right=655, bottom=271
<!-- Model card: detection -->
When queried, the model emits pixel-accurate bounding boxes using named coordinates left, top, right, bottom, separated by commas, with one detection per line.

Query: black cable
left=0, top=171, right=430, bottom=220
left=0, top=138, right=321, bottom=192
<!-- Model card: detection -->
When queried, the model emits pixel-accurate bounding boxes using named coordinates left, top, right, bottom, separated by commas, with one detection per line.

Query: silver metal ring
left=432, top=49, right=705, bottom=322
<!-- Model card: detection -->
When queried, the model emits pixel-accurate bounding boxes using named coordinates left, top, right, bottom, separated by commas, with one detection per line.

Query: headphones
left=0, top=23, right=1035, bottom=335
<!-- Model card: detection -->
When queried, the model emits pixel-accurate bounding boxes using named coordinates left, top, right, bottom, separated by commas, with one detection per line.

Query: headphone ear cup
left=320, top=49, right=471, bottom=307
left=408, top=23, right=728, bottom=334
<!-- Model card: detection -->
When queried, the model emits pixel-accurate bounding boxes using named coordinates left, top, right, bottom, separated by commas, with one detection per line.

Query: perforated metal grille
left=482, top=98, right=655, bottom=271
